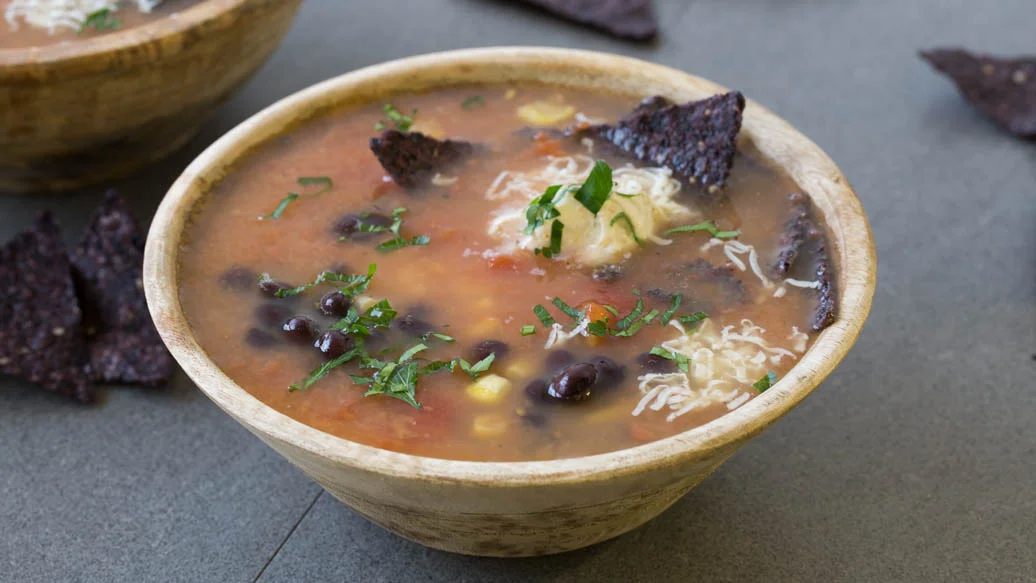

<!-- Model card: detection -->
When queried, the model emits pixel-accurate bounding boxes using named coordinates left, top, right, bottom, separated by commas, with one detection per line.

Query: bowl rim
left=0, top=0, right=247, bottom=69
left=144, top=46, right=877, bottom=488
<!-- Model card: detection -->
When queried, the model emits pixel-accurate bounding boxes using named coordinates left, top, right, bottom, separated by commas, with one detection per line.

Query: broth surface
left=178, top=85, right=832, bottom=461
left=1, top=0, right=200, bottom=49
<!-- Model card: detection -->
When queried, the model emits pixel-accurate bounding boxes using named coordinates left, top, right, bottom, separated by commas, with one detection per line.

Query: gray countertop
left=2, top=0, right=1034, bottom=581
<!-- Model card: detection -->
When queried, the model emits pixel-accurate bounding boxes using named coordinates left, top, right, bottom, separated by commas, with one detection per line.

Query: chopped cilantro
left=520, top=325, right=537, bottom=336
left=664, top=220, right=740, bottom=239
left=587, top=320, right=609, bottom=337
left=454, top=353, right=496, bottom=380
left=289, top=346, right=364, bottom=392
left=461, top=96, right=485, bottom=110
left=532, top=304, right=555, bottom=327
left=649, top=346, right=690, bottom=373
left=376, top=234, right=430, bottom=253
left=79, top=8, right=120, bottom=33
left=753, top=371, right=778, bottom=392
left=640, top=308, right=661, bottom=325
left=524, top=184, right=564, bottom=234
left=259, top=193, right=299, bottom=220
left=615, top=293, right=644, bottom=331
left=376, top=103, right=415, bottom=131
left=271, top=264, right=376, bottom=298
left=572, top=160, right=613, bottom=215
left=424, top=332, right=455, bottom=343
left=660, top=293, right=682, bottom=325
left=551, top=297, right=584, bottom=321
left=610, top=212, right=643, bottom=246
left=677, top=311, right=709, bottom=329
left=259, top=176, right=334, bottom=220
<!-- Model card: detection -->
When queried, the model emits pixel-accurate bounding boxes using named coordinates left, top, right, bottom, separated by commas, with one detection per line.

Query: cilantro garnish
left=678, top=311, right=709, bottom=328
left=664, top=220, right=740, bottom=239
left=572, top=160, right=613, bottom=215
left=79, top=9, right=120, bottom=33
left=524, top=185, right=565, bottom=235
left=461, top=96, right=485, bottom=110
left=660, top=294, right=682, bottom=325
left=260, top=176, right=334, bottom=220
left=532, top=304, right=555, bottom=327
left=520, top=325, right=536, bottom=336
left=260, top=193, right=298, bottom=221
left=534, top=220, right=564, bottom=258
left=753, top=371, right=778, bottom=392
left=551, top=297, right=584, bottom=322
left=610, top=212, right=643, bottom=246
left=289, top=346, right=364, bottom=392
left=268, top=264, right=376, bottom=298
left=351, top=208, right=431, bottom=253
left=375, top=104, right=416, bottom=131
left=453, top=353, right=496, bottom=380
left=649, top=346, right=690, bottom=373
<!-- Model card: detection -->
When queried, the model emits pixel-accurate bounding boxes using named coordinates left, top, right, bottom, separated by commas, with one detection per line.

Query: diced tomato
left=486, top=254, right=519, bottom=271
left=533, top=136, right=565, bottom=157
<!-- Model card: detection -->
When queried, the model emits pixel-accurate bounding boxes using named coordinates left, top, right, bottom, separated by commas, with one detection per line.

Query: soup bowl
left=144, top=47, right=876, bottom=557
left=0, top=0, right=303, bottom=193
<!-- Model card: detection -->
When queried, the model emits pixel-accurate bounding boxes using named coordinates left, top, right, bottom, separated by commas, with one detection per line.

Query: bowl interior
left=144, top=47, right=876, bottom=487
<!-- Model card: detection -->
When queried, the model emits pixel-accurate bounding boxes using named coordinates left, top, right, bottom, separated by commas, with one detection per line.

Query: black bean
left=592, top=264, right=623, bottom=283
left=314, top=330, right=354, bottom=360
left=259, top=277, right=292, bottom=298
left=471, top=339, right=509, bottom=363
left=524, top=379, right=548, bottom=400
left=544, top=349, right=575, bottom=372
left=254, top=303, right=293, bottom=328
left=636, top=352, right=676, bottom=374
left=394, top=313, right=433, bottom=336
left=283, top=317, right=319, bottom=344
left=244, top=327, right=278, bottom=349
left=546, top=363, right=597, bottom=402
left=219, top=266, right=255, bottom=291
left=333, top=212, right=392, bottom=240
left=589, top=355, right=626, bottom=390
left=318, top=291, right=352, bottom=318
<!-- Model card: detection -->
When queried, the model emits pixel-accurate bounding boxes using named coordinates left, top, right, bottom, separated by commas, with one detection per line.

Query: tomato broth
left=178, top=84, right=835, bottom=461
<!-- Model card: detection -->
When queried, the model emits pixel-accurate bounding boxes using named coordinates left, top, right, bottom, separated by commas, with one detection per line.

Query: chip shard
left=73, top=190, right=174, bottom=387
left=0, top=212, right=95, bottom=403
left=369, top=130, right=477, bottom=190
left=512, top=0, right=658, bottom=41
left=585, top=92, right=746, bottom=191
left=920, top=48, right=1036, bottom=138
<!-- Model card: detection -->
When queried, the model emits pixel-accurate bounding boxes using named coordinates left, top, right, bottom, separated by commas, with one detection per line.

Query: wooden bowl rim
left=144, top=47, right=877, bottom=488
left=0, top=0, right=246, bottom=70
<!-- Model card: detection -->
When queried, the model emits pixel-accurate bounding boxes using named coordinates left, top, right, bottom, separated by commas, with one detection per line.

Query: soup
left=1, top=0, right=200, bottom=49
left=177, top=85, right=837, bottom=461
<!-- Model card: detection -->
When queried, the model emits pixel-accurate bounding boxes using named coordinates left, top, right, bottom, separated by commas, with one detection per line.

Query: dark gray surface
left=1, top=0, right=1034, bottom=581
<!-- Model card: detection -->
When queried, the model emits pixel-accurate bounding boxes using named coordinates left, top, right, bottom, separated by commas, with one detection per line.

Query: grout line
left=251, top=489, right=324, bottom=583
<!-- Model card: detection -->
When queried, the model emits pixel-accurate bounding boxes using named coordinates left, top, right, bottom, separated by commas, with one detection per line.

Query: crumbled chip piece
left=774, top=192, right=817, bottom=275
left=369, top=130, right=476, bottom=190
left=586, top=92, right=746, bottom=191
left=72, top=190, right=174, bottom=386
left=512, top=0, right=657, bottom=41
left=0, top=212, right=94, bottom=403
left=920, top=48, right=1036, bottom=138
left=812, top=237, right=837, bottom=332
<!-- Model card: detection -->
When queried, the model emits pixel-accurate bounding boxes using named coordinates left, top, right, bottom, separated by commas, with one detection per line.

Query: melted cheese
left=486, top=152, right=698, bottom=266
left=5, top=0, right=163, bottom=33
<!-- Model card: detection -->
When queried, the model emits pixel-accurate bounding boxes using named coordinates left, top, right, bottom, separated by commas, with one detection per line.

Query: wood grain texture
left=143, top=47, right=877, bottom=557
left=0, top=0, right=303, bottom=193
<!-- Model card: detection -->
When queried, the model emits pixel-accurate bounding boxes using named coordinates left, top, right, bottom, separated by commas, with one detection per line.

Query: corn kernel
left=504, top=88, right=517, bottom=100
left=517, top=101, right=576, bottom=125
left=504, top=358, right=533, bottom=380
left=353, top=295, right=377, bottom=312
left=466, top=374, right=512, bottom=404
left=472, top=413, right=509, bottom=437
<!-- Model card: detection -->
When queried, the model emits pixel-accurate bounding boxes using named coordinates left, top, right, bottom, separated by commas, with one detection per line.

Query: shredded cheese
left=5, top=0, right=163, bottom=33
left=486, top=154, right=697, bottom=266
left=633, top=318, right=806, bottom=422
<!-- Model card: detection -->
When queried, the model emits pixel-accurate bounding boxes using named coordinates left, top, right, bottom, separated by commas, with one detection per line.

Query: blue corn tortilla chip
left=585, top=92, right=746, bottom=192
left=920, top=48, right=1036, bottom=138
left=369, top=130, right=477, bottom=190
left=72, top=191, right=174, bottom=387
left=0, top=212, right=95, bottom=403
left=511, top=0, right=657, bottom=41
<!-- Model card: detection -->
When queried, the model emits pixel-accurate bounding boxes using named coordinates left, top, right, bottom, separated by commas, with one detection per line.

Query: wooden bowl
left=0, top=0, right=303, bottom=193
left=144, top=47, right=877, bottom=557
